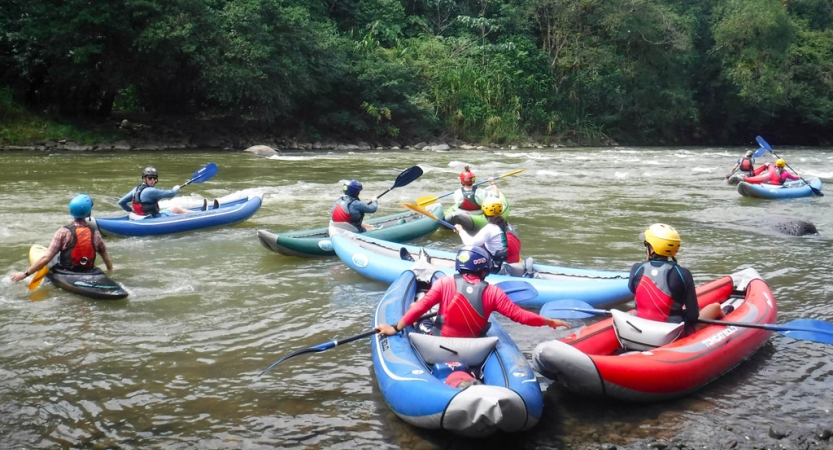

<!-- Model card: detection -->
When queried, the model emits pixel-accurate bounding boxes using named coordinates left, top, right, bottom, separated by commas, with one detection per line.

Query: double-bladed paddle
left=415, top=168, right=526, bottom=207
left=539, top=300, right=833, bottom=345
left=375, top=166, right=423, bottom=201
left=181, top=162, right=219, bottom=188
left=257, top=280, right=539, bottom=377
left=398, top=202, right=456, bottom=231
left=755, top=136, right=823, bottom=196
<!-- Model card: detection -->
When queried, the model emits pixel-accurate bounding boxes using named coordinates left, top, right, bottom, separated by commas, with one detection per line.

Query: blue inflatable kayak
left=89, top=194, right=262, bottom=236
left=737, top=177, right=823, bottom=199
left=331, top=232, right=632, bottom=308
left=372, top=268, right=543, bottom=437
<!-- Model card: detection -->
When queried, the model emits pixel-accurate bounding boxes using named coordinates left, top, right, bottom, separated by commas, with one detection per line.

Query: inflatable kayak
left=726, top=164, right=770, bottom=186
left=531, top=268, right=775, bottom=401
left=28, top=245, right=128, bottom=300
left=442, top=192, right=510, bottom=233
left=372, top=268, right=543, bottom=437
left=330, top=232, right=632, bottom=308
left=257, top=203, right=444, bottom=257
left=89, top=194, right=262, bottom=236
left=737, top=177, right=822, bottom=199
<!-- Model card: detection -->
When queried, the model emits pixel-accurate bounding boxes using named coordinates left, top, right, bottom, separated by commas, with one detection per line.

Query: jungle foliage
left=1, top=0, right=832, bottom=145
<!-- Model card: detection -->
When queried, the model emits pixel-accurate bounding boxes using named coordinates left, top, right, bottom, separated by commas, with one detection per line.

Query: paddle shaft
left=373, top=166, right=423, bottom=202
left=416, top=168, right=525, bottom=207
left=258, top=312, right=438, bottom=377
left=399, top=202, right=457, bottom=231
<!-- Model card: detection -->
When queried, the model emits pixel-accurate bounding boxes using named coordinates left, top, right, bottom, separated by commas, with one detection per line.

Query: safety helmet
left=343, top=179, right=363, bottom=197
left=459, top=167, right=476, bottom=187
left=641, top=223, right=681, bottom=257
left=775, top=159, right=786, bottom=168
left=745, top=150, right=754, bottom=157
left=455, top=246, right=491, bottom=274
left=481, top=197, right=503, bottom=217
left=69, top=194, right=94, bottom=219
left=142, top=166, right=158, bottom=178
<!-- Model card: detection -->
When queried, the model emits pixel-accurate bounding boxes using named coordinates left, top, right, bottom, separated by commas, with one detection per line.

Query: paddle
left=755, top=136, right=823, bottom=196
left=399, top=202, right=456, bottom=231
left=28, top=266, right=49, bottom=291
left=257, top=280, right=538, bottom=376
left=375, top=166, right=424, bottom=201
left=181, top=162, right=219, bottom=188
left=539, top=301, right=833, bottom=345
left=416, top=168, right=526, bottom=207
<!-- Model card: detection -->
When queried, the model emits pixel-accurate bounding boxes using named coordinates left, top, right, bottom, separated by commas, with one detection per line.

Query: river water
left=1, top=147, right=832, bottom=449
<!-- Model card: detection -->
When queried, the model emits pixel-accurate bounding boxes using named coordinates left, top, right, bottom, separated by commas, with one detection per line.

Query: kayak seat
left=128, top=212, right=150, bottom=221
left=410, top=334, right=498, bottom=367
left=611, top=309, right=684, bottom=352
left=496, top=257, right=535, bottom=278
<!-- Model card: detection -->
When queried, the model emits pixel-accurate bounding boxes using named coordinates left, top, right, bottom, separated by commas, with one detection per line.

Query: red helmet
left=459, top=167, right=476, bottom=187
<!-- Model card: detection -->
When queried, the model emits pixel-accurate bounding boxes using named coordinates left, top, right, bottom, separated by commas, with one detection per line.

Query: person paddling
left=11, top=194, right=114, bottom=283
left=726, top=150, right=757, bottom=178
left=329, top=179, right=378, bottom=233
left=118, top=167, right=190, bottom=217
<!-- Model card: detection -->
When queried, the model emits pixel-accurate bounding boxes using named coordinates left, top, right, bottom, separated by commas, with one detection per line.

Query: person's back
left=330, top=179, right=377, bottom=233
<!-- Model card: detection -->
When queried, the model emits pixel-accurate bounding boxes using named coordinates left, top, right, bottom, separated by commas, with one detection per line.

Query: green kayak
left=257, top=203, right=444, bottom=257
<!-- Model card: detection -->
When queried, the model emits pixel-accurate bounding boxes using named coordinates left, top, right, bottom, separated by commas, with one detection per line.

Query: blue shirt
left=118, top=185, right=179, bottom=212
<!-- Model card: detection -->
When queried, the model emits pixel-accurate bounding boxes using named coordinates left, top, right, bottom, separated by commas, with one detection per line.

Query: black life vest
left=459, top=187, right=480, bottom=211
left=131, top=184, right=161, bottom=217
left=58, top=224, right=96, bottom=271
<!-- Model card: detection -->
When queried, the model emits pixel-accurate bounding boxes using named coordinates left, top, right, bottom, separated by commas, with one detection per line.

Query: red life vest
left=739, top=157, right=754, bottom=172
left=438, top=275, right=490, bottom=338
left=131, top=184, right=160, bottom=216
left=59, top=224, right=96, bottom=271
left=506, top=230, right=521, bottom=263
left=459, top=187, right=481, bottom=211
left=634, top=261, right=675, bottom=322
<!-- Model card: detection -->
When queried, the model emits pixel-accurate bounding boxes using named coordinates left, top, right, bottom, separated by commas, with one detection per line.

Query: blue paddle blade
left=752, top=146, right=768, bottom=158
left=755, top=135, right=772, bottom=151
left=540, top=300, right=599, bottom=319
left=495, top=280, right=538, bottom=302
left=190, top=162, right=218, bottom=183
left=778, top=319, right=833, bottom=345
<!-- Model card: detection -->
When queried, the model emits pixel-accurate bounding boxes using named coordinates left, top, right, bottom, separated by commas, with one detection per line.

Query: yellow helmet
left=775, top=159, right=786, bottom=168
left=481, top=197, right=504, bottom=217
left=642, top=223, right=681, bottom=257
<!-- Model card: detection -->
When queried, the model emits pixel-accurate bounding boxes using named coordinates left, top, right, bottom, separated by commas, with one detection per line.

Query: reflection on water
left=1, top=148, right=832, bottom=449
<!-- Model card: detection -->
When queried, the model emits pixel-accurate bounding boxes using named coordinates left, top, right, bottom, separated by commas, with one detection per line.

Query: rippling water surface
left=1, top=147, right=832, bottom=449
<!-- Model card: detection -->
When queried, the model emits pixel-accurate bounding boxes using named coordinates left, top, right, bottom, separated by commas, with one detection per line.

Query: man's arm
left=117, top=190, right=134, bottom=212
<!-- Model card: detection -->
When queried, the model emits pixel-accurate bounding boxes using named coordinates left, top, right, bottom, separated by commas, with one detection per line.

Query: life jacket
left=58, top=224, right=96, bottom=271
left=331, top=196, right=364, bottom=232
left=434, top=275, right=490, bottom=337
left=458, top=187, right=480, bottom=211
left=634, top=260, right=683, bottom=322
left=768, top=165, right=783, bottom=185
left=739, top=157, right=754, bottom=172
left=131, top=184, right=161, bottom=217
left=505, top=225, right=521, bottom=264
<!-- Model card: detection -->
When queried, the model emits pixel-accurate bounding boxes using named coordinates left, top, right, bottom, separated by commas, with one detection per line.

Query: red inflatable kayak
left=532, top=268, right=777, bottom=401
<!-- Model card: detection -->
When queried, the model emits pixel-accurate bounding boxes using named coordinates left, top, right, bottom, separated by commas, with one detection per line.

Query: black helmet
left=142, top=166, right=158, bottom=178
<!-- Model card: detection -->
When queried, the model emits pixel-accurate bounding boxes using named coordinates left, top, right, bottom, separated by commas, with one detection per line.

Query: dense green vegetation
left=1, top=0, right=832, bottom=145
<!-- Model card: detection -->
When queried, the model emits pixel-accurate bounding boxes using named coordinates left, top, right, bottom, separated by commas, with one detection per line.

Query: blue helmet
left=455, top=246, right=491, bottom=274
left=69, top=194, right=94, bottom=218
left=343, top=179, right=363, bottom=197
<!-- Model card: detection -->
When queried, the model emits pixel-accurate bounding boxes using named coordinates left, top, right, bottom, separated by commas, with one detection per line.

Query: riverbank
left=0, top=111, right=599, bottom=153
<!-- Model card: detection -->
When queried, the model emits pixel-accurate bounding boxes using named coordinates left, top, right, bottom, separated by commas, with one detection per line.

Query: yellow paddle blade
left=399, top=202, right=440, bottom=221
left=28, top=266, right=49, bottom=291
left=416, top=195, right=439, bottom=207
left=498, top=168, right=526, bottom=178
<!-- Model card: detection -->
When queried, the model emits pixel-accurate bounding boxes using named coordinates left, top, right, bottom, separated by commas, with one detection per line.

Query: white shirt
left=458, top=223, right=505, bottom=255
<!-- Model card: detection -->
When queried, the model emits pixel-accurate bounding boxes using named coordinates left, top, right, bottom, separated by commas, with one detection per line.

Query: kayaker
left=768, top=159, right=801, bottom=185
left=452, top=166, right=497, bottom=211
left=118, top=166, right=190, bottom=217
left=454, top=197, right=521, bottom=273
left=375, top=246, right=569, bottom=338
left=726, top=149, right=757, bottom=178
left=10, top=194, right=114, bottom=283
left=329, top=179, right=378, bottom=233
left=628, top=223, right=723, bottom=335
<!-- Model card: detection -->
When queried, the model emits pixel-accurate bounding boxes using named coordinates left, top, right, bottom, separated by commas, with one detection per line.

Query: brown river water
left=1, top=147, right=832, bottom=449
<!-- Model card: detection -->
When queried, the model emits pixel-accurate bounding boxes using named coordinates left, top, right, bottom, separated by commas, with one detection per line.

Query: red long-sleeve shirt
left=400, top=273, right=547, bottom=338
